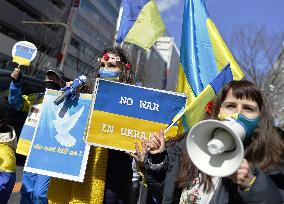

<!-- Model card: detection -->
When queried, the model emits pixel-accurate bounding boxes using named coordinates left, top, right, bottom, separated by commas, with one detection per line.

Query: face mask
left=218, top=109, right=260, bottom=139
left=45, top=81, right=61, bottom=90
left=98, top=68, right=121, bottom=81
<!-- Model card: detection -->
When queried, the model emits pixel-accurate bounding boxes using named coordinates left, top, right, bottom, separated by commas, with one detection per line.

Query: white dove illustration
left=52, top=105, right=84, bottom=147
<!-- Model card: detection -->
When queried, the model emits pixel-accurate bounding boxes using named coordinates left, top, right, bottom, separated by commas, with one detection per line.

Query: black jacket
left=144, top=137, right=284, bottom=204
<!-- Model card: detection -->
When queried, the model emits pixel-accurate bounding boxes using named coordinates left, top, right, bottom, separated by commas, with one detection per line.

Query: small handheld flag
left=12, top=41, right=37, bottom=66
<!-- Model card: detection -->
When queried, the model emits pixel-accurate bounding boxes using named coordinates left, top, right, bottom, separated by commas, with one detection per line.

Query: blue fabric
left=0, top=172, right=16, bottom=204
left=8, top=80, right=23, bottom=111
left=99, top=68, right=121, bottom=78
left=210, top=64, right=233, bottom=94
left=237, top=114, right=260, bottom=138
left=180, top=0, right=218, bottom=96
left=116, top=0, right=149, bottom=43
left=20, top=172, right=51, bottom=204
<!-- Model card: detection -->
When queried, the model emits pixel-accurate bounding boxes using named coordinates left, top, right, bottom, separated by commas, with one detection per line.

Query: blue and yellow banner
left=87, top=79, right=187, bottom=152
left=24, top=90, right=92, bottom=182
left=116, top=0, right=165, bottom=49
left=176, top=0, right=244, bottom=132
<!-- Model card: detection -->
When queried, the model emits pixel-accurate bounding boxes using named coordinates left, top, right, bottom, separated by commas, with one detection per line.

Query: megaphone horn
left=186, top=119, right=246, bottom=177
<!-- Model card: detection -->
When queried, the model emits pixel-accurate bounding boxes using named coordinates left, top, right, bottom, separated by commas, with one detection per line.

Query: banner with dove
left=86, top=79, right=187, bottom=152
left=24, top=89, right=92, bottom=182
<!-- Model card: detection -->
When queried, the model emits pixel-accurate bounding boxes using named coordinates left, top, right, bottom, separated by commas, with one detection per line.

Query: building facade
left=154, top=37, right=179, bottom=91
left=0, top=0, right=172, bottom=90
left=123, top=43, right=167, bottom=90
left=0, top=0, right=72, bottom=77
left=63, top=0, right=121, bottom=78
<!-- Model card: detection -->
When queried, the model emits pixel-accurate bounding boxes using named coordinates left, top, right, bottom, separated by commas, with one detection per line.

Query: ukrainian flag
left=176, top=0, right=244, bottom=132
left=116, top=0, right=165, bottom=49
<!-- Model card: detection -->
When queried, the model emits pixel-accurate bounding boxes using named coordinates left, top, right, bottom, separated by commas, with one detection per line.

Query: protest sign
left=24, top=89, right=92, bottom=182
left=16, top=93, right=44, bottom=156
left=12, top=41, right=37, bottom=66
left=86, top=79, right=187, bottom=152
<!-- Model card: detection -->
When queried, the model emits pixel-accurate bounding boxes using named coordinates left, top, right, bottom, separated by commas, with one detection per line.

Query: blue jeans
left=20, top=172, right=50, bottom=204
left=0, top=172, right=16, bottom=204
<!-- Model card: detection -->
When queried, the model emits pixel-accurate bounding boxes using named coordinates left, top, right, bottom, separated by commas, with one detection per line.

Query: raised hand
left=146, top=129, right=165, bottom=155
left=11, top=68, right=21, bottom=80
left=129, top=140, right=147, bottom=169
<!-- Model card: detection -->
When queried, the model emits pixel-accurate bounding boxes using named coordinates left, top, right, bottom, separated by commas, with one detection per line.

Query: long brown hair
left=176, top=80, right=284, bottom=192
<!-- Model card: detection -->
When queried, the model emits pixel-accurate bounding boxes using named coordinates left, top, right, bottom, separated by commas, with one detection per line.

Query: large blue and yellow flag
left=116, top=0, right=165, bottom=49
left=176, top=0, right=244, bottom=132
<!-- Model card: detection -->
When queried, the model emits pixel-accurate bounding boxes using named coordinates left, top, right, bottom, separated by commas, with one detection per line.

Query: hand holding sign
left=11, top=68, right=21, bottom=81
left=12, top=41, right=37, bottom=66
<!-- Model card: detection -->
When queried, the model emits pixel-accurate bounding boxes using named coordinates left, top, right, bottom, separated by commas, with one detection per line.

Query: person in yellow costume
left=0, top=97, right=17, bottom=204
left=48, top=47, right=136, bottom=204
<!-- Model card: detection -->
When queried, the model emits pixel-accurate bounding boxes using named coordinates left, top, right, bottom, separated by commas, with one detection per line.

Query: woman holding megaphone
left=144, top=80, right=284, bottom=204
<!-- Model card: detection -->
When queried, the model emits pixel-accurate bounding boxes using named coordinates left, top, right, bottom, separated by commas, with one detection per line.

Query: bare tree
left=23, top=23, right=62, bottom=77
left=229, top=24, right=284, bottom=128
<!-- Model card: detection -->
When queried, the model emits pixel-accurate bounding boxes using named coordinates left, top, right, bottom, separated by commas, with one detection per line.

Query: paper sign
left=12, top=41, right=37, bottom=66
left=86, top=79, right=187, bottom=152
left=24, top=90, right=92, bottom=182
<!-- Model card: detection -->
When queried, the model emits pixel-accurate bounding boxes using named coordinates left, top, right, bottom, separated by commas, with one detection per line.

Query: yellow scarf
left=48, top=147, right=108, bottom=204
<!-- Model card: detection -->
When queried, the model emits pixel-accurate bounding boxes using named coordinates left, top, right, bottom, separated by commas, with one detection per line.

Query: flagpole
left=114, top=5, right=123, bottom=47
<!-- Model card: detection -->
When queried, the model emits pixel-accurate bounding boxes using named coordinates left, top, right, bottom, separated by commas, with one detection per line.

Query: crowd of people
left=0, top=47, right=283, bottom=204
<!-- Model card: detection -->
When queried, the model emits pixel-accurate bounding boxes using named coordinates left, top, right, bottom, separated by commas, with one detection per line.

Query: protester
left=48, top=47, right=136, bottom=204
left=0, top=97, right=17, bottom=204
left=8, top=67, right=65, bottom=204
left=144, top=80, right=284, bottom=204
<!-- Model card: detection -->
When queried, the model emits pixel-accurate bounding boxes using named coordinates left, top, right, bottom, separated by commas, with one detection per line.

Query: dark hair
left=83, top=47, right=135, bottom=93
left=101, top=47, right=135, bottom=84
left=0, top=97, right=11, bottom=132
left=176, top=80, right=284, bottom=192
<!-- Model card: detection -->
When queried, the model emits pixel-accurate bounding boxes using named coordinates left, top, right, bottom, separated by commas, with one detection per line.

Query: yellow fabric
left=217, top=109, right=238, bottom=121
left=21, top=94, right=43, bottom=113
left=0, top=144, right=16, bottom=172
left=182, top=85, right=216, bottom=129
left=206, top=19, right=244, bottom=80
left=48, top=147, right=108, bottom=204
left=16, top=138, right=31, bottom=156
left=12, top=56, right=31, bottom=66
left=87, top=110, right=178, bottom=152
left=125, top=0, right=165, bottom=49
left=176, top=63, right=196, bottom=133
left=176, top=64, right=196, bottom=105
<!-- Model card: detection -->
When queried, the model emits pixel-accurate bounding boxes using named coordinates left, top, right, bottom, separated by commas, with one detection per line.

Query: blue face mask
left=218, top=111, right=260, bottom=139
left=98, top=68, right=121, bottom=80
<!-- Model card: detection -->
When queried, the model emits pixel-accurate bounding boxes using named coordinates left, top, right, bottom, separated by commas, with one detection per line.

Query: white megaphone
left=186, top=118, right=246, bottom=177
